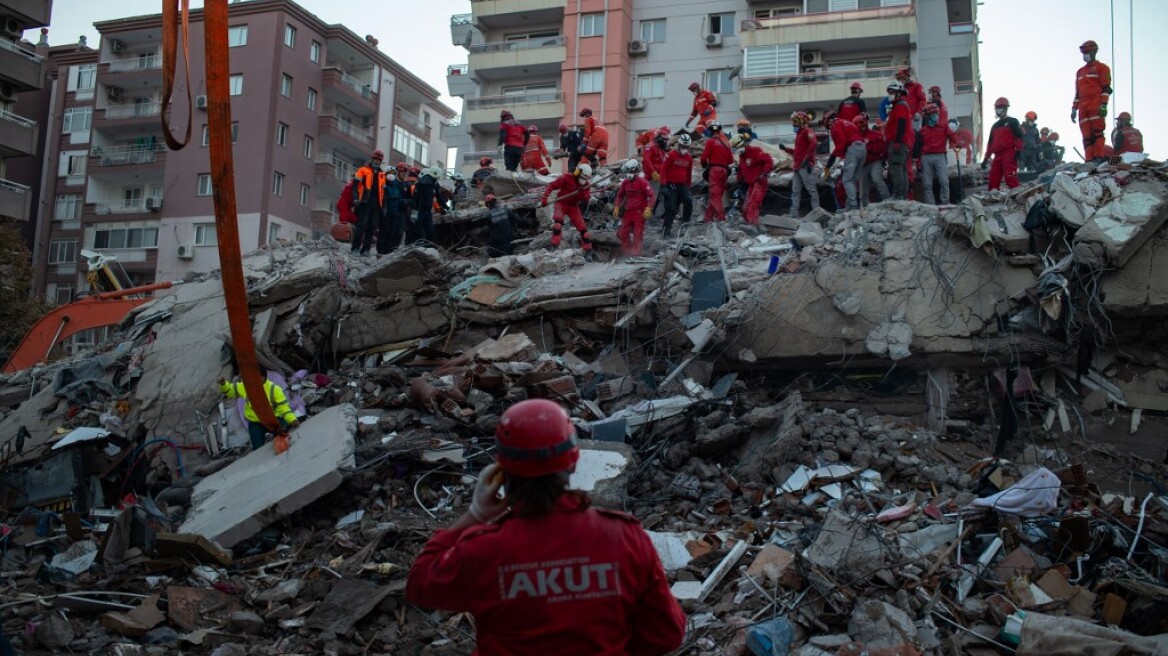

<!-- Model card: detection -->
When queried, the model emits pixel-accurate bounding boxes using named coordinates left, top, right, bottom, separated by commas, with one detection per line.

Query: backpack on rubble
left=1022, top=198, right=1055, bottom=254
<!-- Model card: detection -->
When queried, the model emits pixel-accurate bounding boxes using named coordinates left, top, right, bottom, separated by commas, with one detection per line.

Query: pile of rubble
left=0, top=156, right=1166, bottom=655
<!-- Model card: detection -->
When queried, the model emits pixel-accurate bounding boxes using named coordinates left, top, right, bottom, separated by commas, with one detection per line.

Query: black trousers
left=504, top=145, right=523, bottom=172
left=351, top=204, right=381, bottom=253
left=662, top=184, right=693, bottom=235
left=406, top=208, right=436, bottom=244
left=377, top=207, right=404, bottom=254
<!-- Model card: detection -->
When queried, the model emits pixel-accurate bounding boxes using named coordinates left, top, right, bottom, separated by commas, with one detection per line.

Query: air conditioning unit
left=801, top=50, right=823, bottom=66
left=626, top=97, right=647, bottom=111
left=0, top=83, right=16, bottom=103
left=195, top=95, right=208, bottom=110
left=2, top=17, right=22, bottom=37
left=176, top=244, right=195, bottom=259
left=628, top=39, right=648, bottom=56
left=110, top=39, right=124, bottom=53
left=107, top=86, right=122, bottom=101
left=705, top=33, right=723, bottom=48
left=145, top=197, right=161, bottom=211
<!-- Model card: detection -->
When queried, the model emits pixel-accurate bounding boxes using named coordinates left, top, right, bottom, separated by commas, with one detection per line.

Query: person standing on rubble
left=836, top=82, right=867, bottom=123
left=499, top=110, right=529, bottom=172
left=661, top=134, right=695, bottom=238
left=641, top=127, right=669, bottom=221
left=1019, top=111, right=1042, bottom=172
left=780, top=111, right=821, bottom=218
left=409, top=167, right=444, bottom=245
left=823, top=111, right=867, bottom=211
left=856, top=116, right=890, bottom=203
left=928, top=86, right=949, bottom=127
left=557, top=123, right=585, bottom=174
left=1111, top=112, right=1143, bottom=155
left=686, top=82, right=719, bottom=137
left=700, top=122, right=734, bottom=222
left=540, top=163, right=596, bottom=261
left=472, top=157, right=496, bottom=189
left=896, top=66, right=927, bottom=130
left=350, top=149, right=387, bottom=256
left=1072, top=40, right=1112, bottom=163
left=521, top=125, right=552, bottom=176
left=738, top=134, right=774, bottom=225
left=913, top=103, right=957, bottom=206
left=378, top=165, right=408, bottom=254
left=218, top=368, right=299, bottom=450
left=613, top=160, right=655, bottom=257
left=406, top=399, right=686, bottom=656
left=884, top=82, right=914, bottom=200
left=982, top=97, right=1024, bottom=191
left=579, top=108, right=609, bottom=168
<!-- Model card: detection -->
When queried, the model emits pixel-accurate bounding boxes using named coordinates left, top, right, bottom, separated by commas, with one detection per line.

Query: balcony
left=0, top=178, right=31, bottom=222
left=740, top=66, right=899, bottom=114
left=395, top=108, right=431, bottom=139
left=318, top=115, right=374, bottom=158
left=954, top=79, right=976, bottom=95
left=451, top=13, right=474, bottom=47
left=95, top=102, right=162, bottom=135
left=91, top=144, right=164, bottom=166
left=322, top=68, right=377, bottom=115
left=447, top=64, right=476, bottom=98
left=467, top=36, right=565, bottom=81
left=0, top=108, right=38, bottom=157
left=5, top=0, right=53, bottom=28
left=464, top=91, right=563, bottom=129
left=105, top=54, right=162, bottom=73
left=84, top=196, right=163, bottom=217
left=471, top=0, right=563, bottom=30
left=314, top=154, right=357, bottom=197
left=0, top=39, right=47, bottom=92
left=741, top=5, right=916, bottom=49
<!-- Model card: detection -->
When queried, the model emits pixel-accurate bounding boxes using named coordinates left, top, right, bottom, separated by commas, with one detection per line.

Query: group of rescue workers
left=335, top=150, right=450, bottom=256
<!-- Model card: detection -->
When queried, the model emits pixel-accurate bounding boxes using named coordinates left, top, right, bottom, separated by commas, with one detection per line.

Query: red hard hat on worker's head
left=994, top=97, right=1010, bottom=108
left=578, top=107, right=592, bottom=117
left=527, top=124, right=539, bottom=134
left=558, top=122, right=568, bottom=134
left=928, top=85, right=942, bottom=95
left=821, top=110, right=837, bottom=126
left=1024, top=111, right=1037, bottom=121
left=922, top=103, right=939, bottom=115
left=395, top=161, right=408, bottom=171
left=852, top=115, right=868, bottom=130
left=500, top=109, right=513, bottom=120
left=408, top=165, right=421, bottom=175
left=656, top=126, right=671, bottom=137
left=495, top=399, right=579, bottom=478
left=850, top=81, right=863, bottom=92
left=479, top=156, right=493, bottom=167
left=896, top=66, right=912, bottom=80
left=688, top=82, right=701, bottom=92
left=1117, top=111, right=1132, bottom=122
left=1079, top=40, right=1099, bottom=53
left=484, top=194, right=497, bottom=206
left=371, top=149, right=384, bottom=161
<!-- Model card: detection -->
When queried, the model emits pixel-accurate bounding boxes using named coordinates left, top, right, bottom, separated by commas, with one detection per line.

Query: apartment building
left=446, top=0, right=981, bottom=173
left=31, top=0, right=454, bottom=304
left=0, top=0, right=52, bottom=231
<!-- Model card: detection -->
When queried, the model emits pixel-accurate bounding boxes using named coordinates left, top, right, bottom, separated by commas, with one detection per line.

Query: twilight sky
left=38, top=0, right=1165, bottom=158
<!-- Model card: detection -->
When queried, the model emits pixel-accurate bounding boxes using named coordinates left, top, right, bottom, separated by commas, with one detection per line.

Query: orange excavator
left=2, top=251, right=178, bottom=373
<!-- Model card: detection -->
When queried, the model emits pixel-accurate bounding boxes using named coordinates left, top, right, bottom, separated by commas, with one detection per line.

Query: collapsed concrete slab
left=1100, top=231, right=1168, bottom=316
left=180, top=404, right=357, bottom=548
left=1073, top=180, right=1168, bottom=269
left=568, top=439, right=634, bottom=509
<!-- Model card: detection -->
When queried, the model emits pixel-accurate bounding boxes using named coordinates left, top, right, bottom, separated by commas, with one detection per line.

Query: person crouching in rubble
left=218, top=369, right=299, bottom=450
left=481, top=194, right=529, bottom=258
left=406, top=399, right=686, bottom=656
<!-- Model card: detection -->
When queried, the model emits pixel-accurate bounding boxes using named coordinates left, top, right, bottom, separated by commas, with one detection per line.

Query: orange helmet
left=1080, top=40, right=1098, bottom=53
left=495, top=399, right=579, bottom=478
left=1024, top=111, right=1037, bottom=121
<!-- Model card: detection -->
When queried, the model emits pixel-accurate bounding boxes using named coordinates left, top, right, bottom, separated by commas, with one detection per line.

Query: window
left=423, top=111, right=431, bottom=126
left=197, top=174, right=212, bottom=196
left=54, top=286, right=74, bottom=305
left=284, top=24, right=297, bottom=48
left=705, top=69, right=734, bottom=94
left=194, top=223, right=217, bottom=246
left=228, top=25, right=248, bottom=47
left=640, top=19, right=666, bottom=43
left=93, top=228, right=159, bottom=249
left=280, top=74, right=292, bottom=97
left=230, top=74, right=243, bottom=95
left=74, top=64, right=96, bottom=91
left=62, top=107, right=93, bottom=133
left=272, top=171, right=285, bottom=196
left=123, top=188, right=142, bottom=208
left=48, top=239, right=78, bottom=264
left=580, top=13, right=605, bottom=37
left=306, top=88, right=317, bottom=111
left=276, top=122, right=288, bottom=146
left=578, top=69, right=604, bottom=94
left=201, top=122, right=238, bottom=145
left=744, top=44, right=799, bottom=78
left=392, top=127, right=429, bottom=166
left=295, top=232, right=307, bottom=242
left=637, top=74, right=665, bottom=98
left=299, top=184, right=310, bottom=207
left=303, top=136, right=314, bottom=158
left=709, top=12, right=736, bottom=36
left=55, top=193, right=82, bottom=220
left=269, top=223, right=281, bottom=244
left=65, top=152, right=87, bottom=177
left=310, top=41, right=321, bottom=63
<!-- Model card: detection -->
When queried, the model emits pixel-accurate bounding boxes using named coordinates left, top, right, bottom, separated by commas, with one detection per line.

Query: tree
left=0, top=222, right=47, bottom=362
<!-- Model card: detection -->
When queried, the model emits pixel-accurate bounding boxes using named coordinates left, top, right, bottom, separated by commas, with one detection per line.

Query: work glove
left=468, top=463, right=508, bottom=523
left=612, top=206, right=620, bottom=218
left=1098, top=105, right=1107, bottom=119
left=652, top=172, right=660, bottom=183
left=642, top=208, right=652, bottom=219
left=685, top=117, right=694, bottom=128
left=980, top=160, right=989, bottom=171
left=1070, top=108, right=1078, bottom=124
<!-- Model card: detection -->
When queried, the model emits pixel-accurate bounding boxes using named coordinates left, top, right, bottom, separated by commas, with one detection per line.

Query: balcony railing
left=446, top=116, right=462, bottom=127
left=451, top=13, right=472, bottom=25
left=741, top=65, right=900, bottom=89
left=465, top=91, right=563, bottom=110
left=0, top=108, right=36, bottom=129
left=396, top=108, right=427, bottom=131
left=954, top=80, right=976, bottom=94
left=468, top=35, right=565, bottom=54
left=90, top=197, right=163, bottom=214
left=448, top=64, right=469, bottom=76
left=0, top=38, right=43, bottom=62
left=462, top=149, right=496, bottom=164
left=321, top=115, right=374, bottom=146
left=948, top=21, right=975, bottom=34
left=316, top=154, right=357, bottom=181
left=0, top=178, right=30, bottom=194
left=742, top=4, right=914, bottom=31
left=104, top=103, right=162, bottom=119
left=325, top=68, right=376, bottom=99
left=92, top=144, right=164, bottom=166
left=106, top=55, right=162, bottom=72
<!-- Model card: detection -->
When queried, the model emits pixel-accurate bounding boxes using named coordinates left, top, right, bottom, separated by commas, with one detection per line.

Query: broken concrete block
left=762, top=215, right=801, bottom=232
left=180, top=405, right=357, bottom=548
left=804, top=207, right=834, bottom=228
left=306, top=579, right=391, bottom=635
left=746, top=543, right=796, bottom=585
left=568, top=439, right=634, bottom=509
left=1073, top=181, right=1167, bottom=268
left=475, top=333, right=537, bottom=362
left=794, top=222, right=825, bottom=247
left=848, top=600, right=917, bottom=650
left=865, top=321, right=913, bottom=361
left=804, top=512, right=891, bottom=574
left=1100, top=233, right=1168, bottom=316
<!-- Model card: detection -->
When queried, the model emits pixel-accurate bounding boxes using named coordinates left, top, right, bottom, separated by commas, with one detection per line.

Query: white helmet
left=677, top=134, right=692, bottom=147
left=576, top=163, right=593, bottom=178
left=621, top=160, right=641, bottom=173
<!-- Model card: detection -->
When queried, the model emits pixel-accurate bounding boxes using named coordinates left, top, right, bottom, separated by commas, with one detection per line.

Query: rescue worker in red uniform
left=520, top=124, right=551, bottom=175
left=336, top=179, right=357, bottom=225
left=641, top=127, right=669, bottom=221
left=661, top=134, right=694, bottom=238
left=1112, top=112, right=1143, bottom=155
left=406, top=399, right=686, bottom=656
left=837, top=82, right=867, bottom=124
left=738, top=135, right=774, bottom=225
left=981, top=97, right=1024, bottom=191
left=635, top=125, right=669, bottom=152
left=472, top=156, right=496, bottom=189
left=884, top=82, right=915, bottom=200
left=928, top=86, right=949, bottom=127
left=912, top=103, right=957, bottom=205
left=896, top=66, right=927, bottom=129
left=498, top=110, right=529, bottom=172
left=780, top=111, right=820, bottom=218
left=540, top=163, right=595, bottom=261
left=613, top=160, right=655, bottom=257
left=579, top=108, right=609, bottom=168
left=700, top=122, right=735, bottom=222
left=856, top=115, right=890, bottom=202
left=350, top=149, right=386, bottom=255
left=1072, top=40, right=1113, bottom=163
left=824, top=111, right=867, bottom=210
left=686, top=82, right=719, bottom=136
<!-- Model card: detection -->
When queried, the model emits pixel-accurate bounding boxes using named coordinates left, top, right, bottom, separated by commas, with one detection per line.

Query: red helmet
left=409, top=165, right=421, bottom=175
left=484, top=194, right=497, bottom=206
left=527, top=124, right=539, bottom=134
left=994, top=97, right=1010, bottom=108
left=500, top=109, right=513, bottom=120
left=479, top=156, right=493, bottom=167
left=578, top=108, right=592, bottom=117
left=656, top=126, right=671, bottom=137
left=688, top=82, right=701, bottom=92
left=922, top=103, right=939, bottom=115
left=849, top=81, right=863, bottom=92
left=896, top=66, right=912, bottom=80
left=821, top=110, right=838, bottom=126
left=1117, top=111, right=1132, bottom=122
left=495, top=399, right=579, bottom=478
left=371, top=149, right=384, bottom=161
left=852, top=115, right=868, bottom=130
left=1024, top=111, right=1037, bottom=121
left=1080, top=40, right=1098, bottom=53
left=558, top=122, right=568, bottom=134
left=928, top=85, right=941, bottom=95
left=395, top=161, right=408, bottom=171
